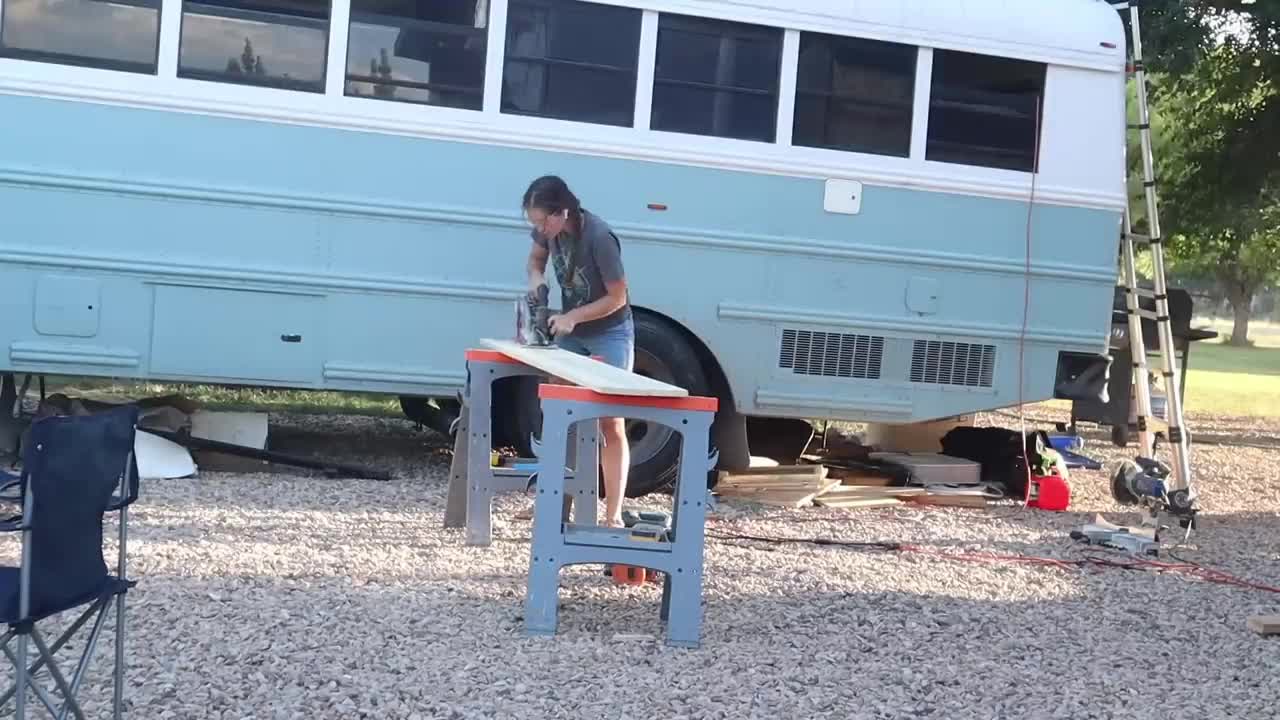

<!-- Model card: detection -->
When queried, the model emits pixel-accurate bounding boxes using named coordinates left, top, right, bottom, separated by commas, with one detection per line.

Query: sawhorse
left=443, top=350, right=599, bottom=546
left=524, top=384, right=718, bottom=648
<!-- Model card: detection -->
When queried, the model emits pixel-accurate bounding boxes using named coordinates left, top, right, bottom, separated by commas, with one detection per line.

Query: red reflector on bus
left=647, top=203, right=668, bottom=211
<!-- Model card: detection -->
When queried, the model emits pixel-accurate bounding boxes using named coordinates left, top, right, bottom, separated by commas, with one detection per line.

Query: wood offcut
left=1247, top=615, right=1280, bottom=636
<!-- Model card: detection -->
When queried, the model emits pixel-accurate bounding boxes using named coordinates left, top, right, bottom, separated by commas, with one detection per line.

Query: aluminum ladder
left=1111, top=0, right=1197, bottom=532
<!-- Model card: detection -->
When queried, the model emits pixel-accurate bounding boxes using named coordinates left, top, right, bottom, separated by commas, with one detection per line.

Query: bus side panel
left=0, top=91, right=1118, bottom=421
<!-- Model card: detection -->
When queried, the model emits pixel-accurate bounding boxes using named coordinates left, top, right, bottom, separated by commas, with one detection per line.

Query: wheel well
left=630, top=306, right=736, bottom=412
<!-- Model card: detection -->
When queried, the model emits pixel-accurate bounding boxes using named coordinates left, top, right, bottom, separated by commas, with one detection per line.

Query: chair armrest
left=106, top=493, right=138, bottom=512
left=0, top=479, right=21, bottom=508
left=0, top=514, right=28, bottom=532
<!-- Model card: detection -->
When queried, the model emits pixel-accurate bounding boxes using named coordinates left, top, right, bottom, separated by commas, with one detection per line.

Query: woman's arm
left=567, top=279, right=628, bottom=322
left=550, top=279, right=626, bottom=336
left=527, top=240, right=549, bottom=291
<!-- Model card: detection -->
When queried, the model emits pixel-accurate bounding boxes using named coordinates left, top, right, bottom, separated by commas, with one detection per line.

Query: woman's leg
left=599, top=416, right=629, bottom=527
left=561, top=318, right=634, bottom=527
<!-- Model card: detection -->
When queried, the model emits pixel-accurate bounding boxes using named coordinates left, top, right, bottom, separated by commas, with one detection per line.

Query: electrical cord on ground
left=706, top=530, right=901, bottom=552
left=706, top=529, right=1280, bottom=595
left=1015, top=96, right=1045, bottom=509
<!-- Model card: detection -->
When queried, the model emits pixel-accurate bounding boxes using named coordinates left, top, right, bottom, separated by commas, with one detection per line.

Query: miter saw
left=1068, top=456, right=1199, bottom=556
left=516, top=282, right=555, bottom=347
left=1110, top=456, right=1198, bottom=539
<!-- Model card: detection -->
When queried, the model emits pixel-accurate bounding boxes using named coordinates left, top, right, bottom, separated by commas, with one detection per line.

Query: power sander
left=516, top=282, right=555, bottom=347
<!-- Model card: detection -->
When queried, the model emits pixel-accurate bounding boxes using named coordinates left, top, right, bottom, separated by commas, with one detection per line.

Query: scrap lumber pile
left=714, top=463, right=992, bottom=509
left=713, top=430, right=997, bottom=509
left=713, top=465, right=839, bottom=508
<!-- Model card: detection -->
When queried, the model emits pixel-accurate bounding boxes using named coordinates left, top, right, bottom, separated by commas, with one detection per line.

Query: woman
left=522, top=175, right=634, bottom=528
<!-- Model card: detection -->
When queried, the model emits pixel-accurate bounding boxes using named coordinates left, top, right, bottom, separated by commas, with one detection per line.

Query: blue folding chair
left=0, top=405, right=141, bottom=719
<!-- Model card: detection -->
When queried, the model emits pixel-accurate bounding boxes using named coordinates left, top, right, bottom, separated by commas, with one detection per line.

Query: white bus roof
left=612, top=0, right=1127, bottom=70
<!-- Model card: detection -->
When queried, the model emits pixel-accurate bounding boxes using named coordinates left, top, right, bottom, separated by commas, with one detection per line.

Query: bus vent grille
left=909, top=340, right=996, bottom=388
left=779, top=329, right=884, bottom=379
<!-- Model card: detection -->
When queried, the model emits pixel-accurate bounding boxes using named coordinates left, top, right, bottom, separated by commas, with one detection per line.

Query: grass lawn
left=1180, top=323, right=1280, bottom=416
left=40, top=379, right=405, bottom=418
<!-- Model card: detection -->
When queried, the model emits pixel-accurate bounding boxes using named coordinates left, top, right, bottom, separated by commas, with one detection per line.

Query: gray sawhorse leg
left=443, top=351, right=599, bottom=546
left=524, top=384, right=717, bottom=648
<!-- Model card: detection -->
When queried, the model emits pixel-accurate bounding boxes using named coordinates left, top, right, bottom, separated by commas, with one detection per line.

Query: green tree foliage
left=1132, top=0, right=1280, bottom=345
left=1138, top=0, right=1278, bottom=197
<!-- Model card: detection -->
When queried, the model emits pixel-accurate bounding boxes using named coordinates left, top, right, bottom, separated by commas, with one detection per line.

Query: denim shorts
left=556, top=313, right=635, bottom=371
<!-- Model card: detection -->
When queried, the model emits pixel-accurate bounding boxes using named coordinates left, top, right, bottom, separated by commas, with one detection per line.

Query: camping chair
left=0, top=405, right=141, bottom=719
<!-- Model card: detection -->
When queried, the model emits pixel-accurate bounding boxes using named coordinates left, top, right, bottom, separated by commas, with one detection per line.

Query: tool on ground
left=1111, top=0, right=1198, bottom=535
left=609, top=509, right=671, bottom=585
left=1070, top=514, right=1160, bottom=556
left=1047, top=433, right=1103, bottom=471
left=516, top=282, right=554, bottom=347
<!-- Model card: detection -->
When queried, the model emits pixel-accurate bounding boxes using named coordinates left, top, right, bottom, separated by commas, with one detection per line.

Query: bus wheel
left=625, top=313, right=712, bottom=497
left=398, top=395, right=460, bottom=438
left=502, top=312, right=713, bottom=499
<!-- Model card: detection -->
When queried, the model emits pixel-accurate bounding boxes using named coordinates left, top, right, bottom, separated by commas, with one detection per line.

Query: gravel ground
left=3, top=407, right=1279, bottom=719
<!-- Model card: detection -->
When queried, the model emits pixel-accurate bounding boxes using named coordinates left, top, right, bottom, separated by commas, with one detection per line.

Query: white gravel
left=3, top=407, right=1279, bottom=719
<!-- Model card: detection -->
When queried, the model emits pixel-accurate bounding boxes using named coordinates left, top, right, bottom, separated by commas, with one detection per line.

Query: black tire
left=398, top=395, right=461, bottom=438
left=1110, top=424, right=1129, bottom=448
left=501, top=311, right=713, bottom=498
left=626, top=312, right=713, bottom=496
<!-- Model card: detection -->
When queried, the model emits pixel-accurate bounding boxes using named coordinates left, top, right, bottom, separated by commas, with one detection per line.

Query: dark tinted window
left=502, top=0, right=642, bottom=127
left=179, top=1, right=332, bottom=93
left=346, top=1, right=488, bottom=110
left=651, top=14, right=781, bottom=142
left=793, top=32, right=916, bottom=157
left=0, top=0, right=161, bottom=73
left=926, top=49, right=1046, bottom=172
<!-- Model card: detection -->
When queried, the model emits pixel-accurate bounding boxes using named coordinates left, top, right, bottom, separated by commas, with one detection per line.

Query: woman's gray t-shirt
left=532, top=209, right=631, bottom=336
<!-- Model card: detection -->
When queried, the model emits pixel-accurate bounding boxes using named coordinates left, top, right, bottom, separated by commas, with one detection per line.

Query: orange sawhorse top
left=537, top=384, right=718, bottom=413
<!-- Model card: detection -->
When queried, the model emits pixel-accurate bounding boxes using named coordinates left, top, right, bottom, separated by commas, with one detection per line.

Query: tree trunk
left=1228, top=290, right=1253, bottom=347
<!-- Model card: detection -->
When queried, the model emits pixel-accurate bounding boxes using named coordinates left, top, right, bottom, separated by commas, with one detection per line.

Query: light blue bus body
left=0, top=0, right=1128, bottom=488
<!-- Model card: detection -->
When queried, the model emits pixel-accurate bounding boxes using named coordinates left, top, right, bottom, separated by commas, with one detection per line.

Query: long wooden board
left=480, top=339, right=689, bottom=397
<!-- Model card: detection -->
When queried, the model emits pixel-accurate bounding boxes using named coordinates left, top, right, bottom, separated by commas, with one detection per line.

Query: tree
left=1132, top=1, right=1280, bottom=345
left=1155, top=52, right=1279, bottom=344
left=225, top=38, right=266, bottom=79
left=1138, top=1, right=1279, bottom=196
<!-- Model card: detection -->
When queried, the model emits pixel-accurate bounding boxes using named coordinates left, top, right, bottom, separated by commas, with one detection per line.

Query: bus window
left=178, top=1, right=332, bottom=93
left=345, top=1, right=490, bottom=111
left=651, top=13, right=782, bottom=143
left=926, top=49, right=1046, bottom=172
left=0, top=0, right=161, bottom=74
left=792, top=32, right=916, bottom=158
left=501, top=0, right=642, bottom=127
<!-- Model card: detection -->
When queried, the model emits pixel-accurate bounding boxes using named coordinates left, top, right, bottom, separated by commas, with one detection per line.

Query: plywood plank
left=815, top=497, right=903, bottom=509
left=907, top=494, right=990, bottom=508
left=480, top=339, right=688, bottom=397
left=726, top=465, right=824, bottom=477
left=717, top=478, right=841, bottom=508
left=820, top=486, right=925, bottom=499
left=716, top=467, right=827, bottom=489
left=831, top=471, right=897, bottom=486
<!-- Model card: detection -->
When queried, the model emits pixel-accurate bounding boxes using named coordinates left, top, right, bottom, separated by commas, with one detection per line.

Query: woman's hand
left=548, top=313, right=577, bottom=337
